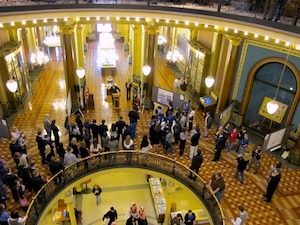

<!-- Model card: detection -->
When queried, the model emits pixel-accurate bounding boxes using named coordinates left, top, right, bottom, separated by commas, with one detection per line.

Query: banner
left=258, top=97, right=288, bottom=124
left=157, top=88, right=173, bottom=106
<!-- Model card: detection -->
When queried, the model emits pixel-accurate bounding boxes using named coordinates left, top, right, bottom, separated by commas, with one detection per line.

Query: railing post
left=172, top=160, right=176, bottom=175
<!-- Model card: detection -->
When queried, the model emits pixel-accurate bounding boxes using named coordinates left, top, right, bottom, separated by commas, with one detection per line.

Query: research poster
left=258, top=97, right=288, bottom=124
left=157, top=88, right=173, bottom=106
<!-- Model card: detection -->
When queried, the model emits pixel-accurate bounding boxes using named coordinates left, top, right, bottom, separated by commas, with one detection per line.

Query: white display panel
left=157, top=88, right=173, bottom=106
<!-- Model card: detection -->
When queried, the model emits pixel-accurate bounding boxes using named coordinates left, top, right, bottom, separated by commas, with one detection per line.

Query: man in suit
left=43, top=114, right=52, bottom=139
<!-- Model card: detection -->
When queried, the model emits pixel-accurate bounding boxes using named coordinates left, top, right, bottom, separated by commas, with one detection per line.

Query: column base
left=288, top=147, right=300, bottom=166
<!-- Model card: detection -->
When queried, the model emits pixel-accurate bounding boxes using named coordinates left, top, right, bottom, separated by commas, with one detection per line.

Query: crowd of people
left=0, top=95, right=284, bottom=225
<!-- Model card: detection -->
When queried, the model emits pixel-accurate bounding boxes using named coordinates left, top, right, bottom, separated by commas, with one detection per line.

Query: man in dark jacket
left=29, top=170, right=46, bottom=193
left=115, top=117, right=126, bottom=141
left=98, top=120, right=108, bottom=138
left=103, top=207, right=118, bottom=225
left=90, top=119, right=99, bottom=142
left=48, top=156, right=64, bottom=184
left=189, top=149, right=203, bottom=180
left=189, top=125, right=201, bottom=159
left=212, top=127, right=227, bottom=161
left=235, top=155, right=249, bottom=184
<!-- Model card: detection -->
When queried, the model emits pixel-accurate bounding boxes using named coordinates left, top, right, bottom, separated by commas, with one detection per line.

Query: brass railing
left=0, top=1, right=299, bottom=28
left=25, top=151, right=224, bottom=225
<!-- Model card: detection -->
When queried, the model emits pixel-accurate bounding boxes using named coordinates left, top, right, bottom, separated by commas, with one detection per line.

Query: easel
left=72, top=107, right=84, bottom=118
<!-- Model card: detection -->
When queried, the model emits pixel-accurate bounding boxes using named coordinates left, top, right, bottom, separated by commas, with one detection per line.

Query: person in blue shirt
left=184, top=210, right=196, bottom=225
left=0, top=203, right=9, bottom=225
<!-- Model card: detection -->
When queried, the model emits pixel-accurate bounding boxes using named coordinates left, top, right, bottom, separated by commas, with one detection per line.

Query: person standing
left=207, top=172, right=226, bottom=202
left=179, top=128, right=187, bottom=156
left=247, top=145, right=262, bottom=174
left=234, top=155, right=249, bottom=184
left=92, top=184, right=102, bottom=205
left=138, top=206, right=147, bottom=225
left=35, top=129, right=47, bottom=165
left=63, top=147, right=78, bottom=166
left=90, top=120, right=99, bottom=143
left=103, top=207, right=118, bottom=225
left=98, top=120, right=108, bottom=139
left=0, top=203, right=9, bottom=225
left=188, top=108, right=195, bottom=131
left=125, top=81, right=132, bottom=101
left=189, top=149, right=203, bottom=180
left=51, top=120, right=60, bottom=148
left=7, top=211, right=27, bottom=225
left=189, top=125, right=201, bottom=159
left=231, top=205, right=248, bottom=225
left=263, top=0, right=277, bottom=20
left=273, top=0, right=290, bottom=22
left=76, top=114, right=83, bottom=136
left=43, top=114, right=52, bottom=139
left=227, top=128, right=238, bottom=152
left=184, top=210, right=196, bottom=225
left=128, top=108, right=139, bottom=139
left=212, top=127, right=227, bottom=161
left=203, top=111, right=213, bottom=138
left=264, top=162, right=282, bottom=202
left=116, top=117, right=126, bottom=141
left=238, top=128, right=249, bottom=156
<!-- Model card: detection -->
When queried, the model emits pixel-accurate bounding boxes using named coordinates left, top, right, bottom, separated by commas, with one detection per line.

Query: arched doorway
left=240, top=58, right=300, bottom=134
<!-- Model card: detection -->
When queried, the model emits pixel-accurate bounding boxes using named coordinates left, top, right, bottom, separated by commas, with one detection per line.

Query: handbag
left=19, top=197, right=29, bottom=207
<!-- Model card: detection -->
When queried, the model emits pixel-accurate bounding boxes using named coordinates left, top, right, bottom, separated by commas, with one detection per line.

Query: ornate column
left=20, top=28, right=30, bottom=64
left=144, top=25, right=158, bottom=108
left=166, top=26, right=173, bottom=52
left=0, top=57, right=16, bottom=109
left=208, top=32, right=223, bottom=77
left=190, top=28, right=198, bottom=41
left=8, top=28, right=18, bottom=42
left=35, top=27, right=42, bottom=47
left=27, top=27, right=37, bottom=56
left=60, top=24, right=80, bottom=111
left=217, top=36, right=241, bottom=112
left=213, top=36, right=229, bottom=99
left=75, top=24, right=85, bottom=68
left=132, top=25, right=143, bottom=78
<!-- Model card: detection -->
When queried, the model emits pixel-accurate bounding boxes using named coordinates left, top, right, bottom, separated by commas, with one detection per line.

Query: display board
left=220, top=104, right=233, bottom=126
left=157, top=88, right=173, bottom=106
left=258, top=97, right=288, bottom=123
left=152, top=86, right=183, bottom=109
left=263, top=126, right=291, bottom=152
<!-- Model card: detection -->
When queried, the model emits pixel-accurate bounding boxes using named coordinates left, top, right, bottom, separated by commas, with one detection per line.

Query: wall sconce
left=6, top=78, right=18, bottom=93
left=205, top=76, right=215, bottom=88
left=142, top=65, right=151, bottom=76
left=76, top=68, right=86, bottom=79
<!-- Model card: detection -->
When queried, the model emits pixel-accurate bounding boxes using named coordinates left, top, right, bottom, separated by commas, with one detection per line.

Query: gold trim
left=240, top=57, right=300, bottom=126
left=232, top=39, right=300, bottom=100
left=232, top=40, right=248, bottom=99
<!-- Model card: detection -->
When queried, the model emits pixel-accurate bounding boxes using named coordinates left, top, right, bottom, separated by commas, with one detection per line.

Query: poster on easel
left=219, top=104, right=233, bottom=126
left=258, top=97, right=288, bottom=124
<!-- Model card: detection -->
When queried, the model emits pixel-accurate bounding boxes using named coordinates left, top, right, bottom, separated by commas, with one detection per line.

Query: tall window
left=245, top=62, right=297, bottom=133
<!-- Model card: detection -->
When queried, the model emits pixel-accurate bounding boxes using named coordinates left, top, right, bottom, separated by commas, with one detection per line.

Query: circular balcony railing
left=25, top=151, right=224, bottom=225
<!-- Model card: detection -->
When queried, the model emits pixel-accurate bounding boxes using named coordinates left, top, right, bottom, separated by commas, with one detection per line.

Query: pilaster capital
left=226, top=35, right=242, bottom=47
left=144, top=25, right=159, bottom=35
left=60, top=24, right=75, bottom=35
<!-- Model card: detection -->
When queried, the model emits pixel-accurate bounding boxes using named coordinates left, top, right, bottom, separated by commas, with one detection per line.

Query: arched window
left=245, top=62, right=297, bottom=133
